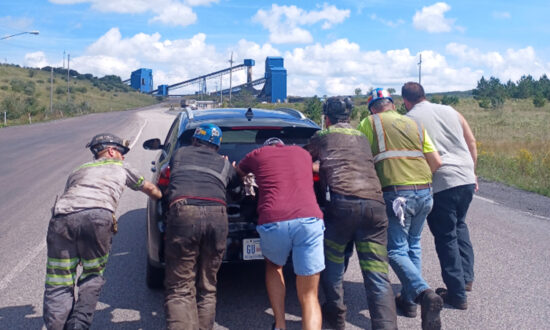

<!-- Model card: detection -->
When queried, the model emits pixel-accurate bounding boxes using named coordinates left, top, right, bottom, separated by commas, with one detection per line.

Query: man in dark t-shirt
left=237, top=137, right=324, bottom=330
left=164, top=123, right=240, bottom=330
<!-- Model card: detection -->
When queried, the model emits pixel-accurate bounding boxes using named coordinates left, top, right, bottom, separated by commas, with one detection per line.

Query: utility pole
left=67, top=54, right=70, bottom=104
left=418, top=53, right=422, bottom=85
left=220, top=74, right=223, bottom=104
left=228, top=52, right=233, bottom=105
left=63, top=50, right=65, bottom=69
left=49, top=66, right=53, bottom=117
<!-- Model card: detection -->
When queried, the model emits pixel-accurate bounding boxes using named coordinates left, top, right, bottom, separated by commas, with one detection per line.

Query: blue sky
left=1, top=0, right=549, bottom=96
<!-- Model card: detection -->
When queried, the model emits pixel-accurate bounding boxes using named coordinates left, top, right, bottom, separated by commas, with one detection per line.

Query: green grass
left=0, top=64, right=158, bottom=126
left=456, top=98, right=550, bottom=196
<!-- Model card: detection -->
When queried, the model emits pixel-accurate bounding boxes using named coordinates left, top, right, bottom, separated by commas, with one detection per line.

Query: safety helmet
left=323, top=97, right=353, bottom=119
left=367, top=88, right=393, bottom=110
left=86, top=133, right=130, bottom=156
left=193, top=123, right=222, bottom=147
left=263, top=137, right=285, bottom=146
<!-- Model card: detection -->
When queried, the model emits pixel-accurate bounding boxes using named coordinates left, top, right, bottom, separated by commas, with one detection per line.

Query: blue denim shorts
left=257, top=217, right=325, bottom=276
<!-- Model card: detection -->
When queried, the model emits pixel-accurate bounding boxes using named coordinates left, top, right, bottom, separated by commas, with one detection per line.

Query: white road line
left=474, top=195, right=550, bottom=220
left=129, top=119, right=148, bottom=149
left=474, top=195, right=499, bottom=205
left=0, top=240, right=46, bottom=291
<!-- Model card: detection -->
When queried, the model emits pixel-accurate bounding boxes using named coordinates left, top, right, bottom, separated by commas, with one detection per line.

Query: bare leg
left=296, top=273, right=322, bottom=330
left=265, top=259, right=286, bottom=329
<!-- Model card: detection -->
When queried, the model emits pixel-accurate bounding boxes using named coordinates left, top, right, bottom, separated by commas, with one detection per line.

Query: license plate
left=243, top=238, right=263, bottom=260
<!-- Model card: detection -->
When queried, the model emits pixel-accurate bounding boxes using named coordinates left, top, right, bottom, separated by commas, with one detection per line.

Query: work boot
left=465, top=281, right=473, bottom=292
left=321, top=303, right=346, bottom=330
left=419, top=289, right=443, bottom=330
left=395, top=294, right=417, bottom=318
left=435, top=288, right=468, bottom=310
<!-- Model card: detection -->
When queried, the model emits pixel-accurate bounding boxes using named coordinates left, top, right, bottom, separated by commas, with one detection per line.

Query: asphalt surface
left=0, top=106, right=549, bottom=329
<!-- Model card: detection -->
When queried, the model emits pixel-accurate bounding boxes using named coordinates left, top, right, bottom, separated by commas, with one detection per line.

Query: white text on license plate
left=243, top=238, right=263, bottom=260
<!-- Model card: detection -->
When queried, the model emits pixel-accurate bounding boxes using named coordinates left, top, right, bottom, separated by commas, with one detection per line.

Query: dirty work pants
left=43, top=208, right=113, bottom=330
left=427, top=184, right=475, bottom=303
left=384, top=188, right=433, bottom=304
left=321, top=193, right=397, bottom=330
left=164, top=202, right=228, bottom=330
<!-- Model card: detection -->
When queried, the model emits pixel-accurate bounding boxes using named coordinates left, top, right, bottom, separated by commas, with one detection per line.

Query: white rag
left=392, top=197, right=407, bottom=227
left=243, top=173, right=258, bottom=196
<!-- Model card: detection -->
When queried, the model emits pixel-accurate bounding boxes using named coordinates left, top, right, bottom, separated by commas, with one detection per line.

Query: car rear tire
left=146, top=259, right=165, bottom=289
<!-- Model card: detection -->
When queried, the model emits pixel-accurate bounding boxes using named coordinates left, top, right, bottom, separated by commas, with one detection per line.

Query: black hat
left=86, top=133, right=130, bottom=156
left=323, top=97, right=353, bottom=119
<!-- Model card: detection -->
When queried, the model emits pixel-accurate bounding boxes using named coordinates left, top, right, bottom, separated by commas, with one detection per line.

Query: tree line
left=473, top=74, right=550, bottom=109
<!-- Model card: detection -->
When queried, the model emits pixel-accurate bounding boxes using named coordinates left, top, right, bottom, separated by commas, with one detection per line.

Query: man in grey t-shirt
left=403, top=82, right=477, bottom=311
left=43, top=133, right=162, bottom=330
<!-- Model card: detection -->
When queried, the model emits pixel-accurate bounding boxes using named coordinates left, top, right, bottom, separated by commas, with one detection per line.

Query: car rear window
left=177, top=126, right=318, bottom=162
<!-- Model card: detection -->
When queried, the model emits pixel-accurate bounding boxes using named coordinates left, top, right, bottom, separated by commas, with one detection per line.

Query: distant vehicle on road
left=142, top=107, right=320, bottom=288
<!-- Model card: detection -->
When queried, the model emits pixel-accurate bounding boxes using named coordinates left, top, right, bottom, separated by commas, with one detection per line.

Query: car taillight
left=158, top=165, right=170, bottom=187
left=313, top=172, right=320, bottom=182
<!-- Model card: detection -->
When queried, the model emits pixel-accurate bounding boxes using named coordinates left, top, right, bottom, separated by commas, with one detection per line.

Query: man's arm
left=457, top=112, right=477, bottom=168
left=457, top=111, right=478, bottom=191
left=424, top=151, right=442, bottom=173
left=422, top=130, right=442, bottom=173
left=141, top=180, right=162, bottom=200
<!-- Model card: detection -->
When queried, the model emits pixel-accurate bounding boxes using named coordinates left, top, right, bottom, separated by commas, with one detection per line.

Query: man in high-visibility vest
left=358, top=88, right=443, bottom=330
left=403, top=82, right=477, bottom=310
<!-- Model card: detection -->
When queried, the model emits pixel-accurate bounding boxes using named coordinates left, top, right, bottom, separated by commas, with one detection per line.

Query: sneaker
left=322, top=303, right=346, bottom=330
left=465, top=281, right=473, bottom=292
left=435, top=287, right=468, bottom=310
left=395, top=294, right=417, bottom=318
left=420, top=289, right=443, bottom=330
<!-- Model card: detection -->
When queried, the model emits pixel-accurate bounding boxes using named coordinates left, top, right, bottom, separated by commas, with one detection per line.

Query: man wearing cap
left=43, top=133, right=162, bottom=330
left=163, top=123, right=241, bottom=330
left=304, top=97, right=397, bottom=330
left=358, top=89, right=444, bottom=330
left=402, top=82, right=477, bottom=310
left=237, top=137, right=325, bottom=330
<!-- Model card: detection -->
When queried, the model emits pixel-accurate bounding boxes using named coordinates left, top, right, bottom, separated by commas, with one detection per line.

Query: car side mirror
left=143, top=138, right=163, bottom=150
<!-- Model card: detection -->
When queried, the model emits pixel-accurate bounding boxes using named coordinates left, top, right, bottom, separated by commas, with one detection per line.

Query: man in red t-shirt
left=237, top=137, right=325, bottom=330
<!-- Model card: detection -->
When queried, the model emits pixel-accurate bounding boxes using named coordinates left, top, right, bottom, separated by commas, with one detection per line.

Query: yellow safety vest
left=370, top=112, right=432, bottom=187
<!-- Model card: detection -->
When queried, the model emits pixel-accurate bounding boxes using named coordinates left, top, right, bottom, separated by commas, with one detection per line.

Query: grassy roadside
left=457, top=98, right=550, bottom=197
left=0, top=64, right=158, bottom=127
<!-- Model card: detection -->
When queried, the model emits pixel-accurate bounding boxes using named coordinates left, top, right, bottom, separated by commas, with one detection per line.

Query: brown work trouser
left=164, top=201, right=228, bottom=330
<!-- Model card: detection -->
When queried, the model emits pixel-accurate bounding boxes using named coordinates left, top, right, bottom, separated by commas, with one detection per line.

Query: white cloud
left=48, top=0, right=212, bottom=27
left=413, top=2, right=457, bottom=33
left=24, top=51, right=49, bottom=68
left=492, top=11, right=511, bottom=19
left=445, top=43, right=550, bottom=82
left=252, top=4, right=350, bottom=44
left=0, top=16, right=34, bottom=31
left=369, top=14, right=405, bottom=28
left=148, top=4, right=197, bottom=26
left=23, top=28, right=550, bottom=97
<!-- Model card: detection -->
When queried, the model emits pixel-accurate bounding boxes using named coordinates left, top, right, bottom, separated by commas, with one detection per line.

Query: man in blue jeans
left=403, top=82, right=478, bottom=310
left=358, top=88, right=443, bottom=330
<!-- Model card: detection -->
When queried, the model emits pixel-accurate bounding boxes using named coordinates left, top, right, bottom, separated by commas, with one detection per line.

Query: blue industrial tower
left=157, top=84, right=169, bottom=96
left=130, top=68, right=153, bottom=93
left=262, top=57, right=287, bottom=103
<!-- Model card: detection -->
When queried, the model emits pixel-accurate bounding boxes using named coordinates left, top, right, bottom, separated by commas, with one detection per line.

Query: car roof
left=177, top=107, right=320, bottom=134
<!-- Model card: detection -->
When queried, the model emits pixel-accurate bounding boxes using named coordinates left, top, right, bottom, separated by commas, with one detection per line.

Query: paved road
left=0, top=106, right=549, bottom=329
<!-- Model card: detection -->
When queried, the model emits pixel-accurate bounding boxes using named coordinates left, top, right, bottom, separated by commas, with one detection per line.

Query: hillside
left=0, top=64, right=158, bottom=126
